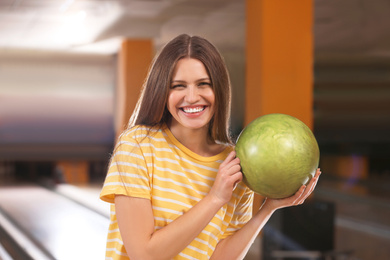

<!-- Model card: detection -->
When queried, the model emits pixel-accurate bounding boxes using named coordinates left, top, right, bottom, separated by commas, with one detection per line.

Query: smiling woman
left=99, top=34, right=320, bottom=260
left=167, top=58, right=216, bottom=138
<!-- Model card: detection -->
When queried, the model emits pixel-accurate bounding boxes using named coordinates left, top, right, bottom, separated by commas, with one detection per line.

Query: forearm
left=149, top=195, right=223, bottom=259
left=118, top=194, right=224, bottom=260
left=211, top=202, right=275, bottom=260
left=211, top=170, right=321, bottom=260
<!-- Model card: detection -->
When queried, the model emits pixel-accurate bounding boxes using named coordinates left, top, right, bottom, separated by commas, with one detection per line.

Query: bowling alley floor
left=0, top=178, right=110, bottom=260
left=1, top=174, right=390, bottom=260
left=312, top=175, right=390, bottom=260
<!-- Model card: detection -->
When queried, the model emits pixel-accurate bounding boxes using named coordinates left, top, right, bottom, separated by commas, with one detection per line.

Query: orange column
left=246, top=0, right=314, bottom=211
left=56, top=161, right=89, bottom=184
left=246, top=0, right=313, bottom=128
left=115, top=39, right=153, bottom=137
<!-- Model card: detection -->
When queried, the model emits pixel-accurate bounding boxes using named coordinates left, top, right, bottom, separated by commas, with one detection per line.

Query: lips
left=181, top=106, right=206, bottom=114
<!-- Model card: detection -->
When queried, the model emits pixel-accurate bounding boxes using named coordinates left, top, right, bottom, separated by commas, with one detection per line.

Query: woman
left=100, top=34, right=321, bottom=260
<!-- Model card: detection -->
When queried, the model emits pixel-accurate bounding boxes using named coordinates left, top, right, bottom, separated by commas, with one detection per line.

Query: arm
left=115, top=151, right=242, bottom=260
left=210, top=168, right=322, bottom=260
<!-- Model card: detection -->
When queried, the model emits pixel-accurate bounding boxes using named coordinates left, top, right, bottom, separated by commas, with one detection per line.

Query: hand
left=262, top=168, right=322, bottom=212
left=208, top=151, right=243, bottom=206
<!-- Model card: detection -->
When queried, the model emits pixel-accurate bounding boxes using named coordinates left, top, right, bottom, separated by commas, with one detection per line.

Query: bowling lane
left=0, top=184, right=109, bottom=260
left=0, top=242, right=12, bottom=260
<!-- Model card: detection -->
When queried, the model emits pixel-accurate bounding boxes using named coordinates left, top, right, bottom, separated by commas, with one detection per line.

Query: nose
left=184, top=85, right=200, bottom=103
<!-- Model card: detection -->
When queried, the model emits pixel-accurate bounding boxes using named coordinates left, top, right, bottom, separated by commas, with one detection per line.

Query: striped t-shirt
left=100, top=125, right=254, bottom=260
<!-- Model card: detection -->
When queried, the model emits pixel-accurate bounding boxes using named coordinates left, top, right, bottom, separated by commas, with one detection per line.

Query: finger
left=306, top=177, right=319, bottom=197
left=233, top=174, right=242, bottom=190
left=315, top=168, right=322, bottom=178
left=221, top=157, right=241, bottom=174
left=300, top=169, right=320, bottom=196
left=297, top=172, right=321, bottom=204
left=232, top=172, right=243, bottom=190
left=227, top=164, right=241, bottom=175
left=306, top=169, right=321, bottom=193
left=293, top=185, right=307, bottom=205
left=220, top=151, right=236, bottom=168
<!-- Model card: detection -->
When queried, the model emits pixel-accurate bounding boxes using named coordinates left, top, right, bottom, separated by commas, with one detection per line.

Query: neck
left=167, top=121, right=219, bottom=157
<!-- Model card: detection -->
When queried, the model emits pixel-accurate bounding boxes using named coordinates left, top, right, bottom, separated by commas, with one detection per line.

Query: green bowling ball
left=235, top=113, right=320, bottom=199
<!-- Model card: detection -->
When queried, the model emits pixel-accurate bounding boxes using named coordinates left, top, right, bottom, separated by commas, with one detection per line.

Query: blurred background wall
left=1, top=0, right=389, bottom=185
left=0, top=0, right=389, bottom=259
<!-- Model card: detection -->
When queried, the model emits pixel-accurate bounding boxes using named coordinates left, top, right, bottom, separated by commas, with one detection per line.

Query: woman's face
left=167, top=58, right=215, bottom=132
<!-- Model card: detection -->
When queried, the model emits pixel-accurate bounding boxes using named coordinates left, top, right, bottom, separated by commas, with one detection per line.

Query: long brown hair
left=128, top=34, right=232, bottom=144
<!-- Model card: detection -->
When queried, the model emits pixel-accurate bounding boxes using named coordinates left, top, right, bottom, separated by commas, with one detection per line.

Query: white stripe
left=186, top=177, right=212, bottom=188
left=107, top=238, right=124, bottom=245
left=133, top=134, right=166, bottom=142
left=227, top=202, right=235, bottom=208
left=126, top=127, right=160, bottom=135
left=213, top=212, right=223, bottom=221
left=152, top=184, right=200, bottom=201
left=225, top=212, right=233, bottom=218
left=110, top=161, right=147, bottom=172
left=230, top=219, right=247, bottom=226
left=107, top=172, right=148, bottom=181
left=232, top=193, right=241, bottom=199
left=108, top=228, right=120, bottom=233
left=116, top=140, right=138, bottom=147
left=234, top=212, right=252, bottom=217
left=106, top=247, right=128, bottom=257
left=104, top=182, right=150, bottom=191
left=147, top=163, right=215, bottom=185
left=152, top=196, right=192, bottom=208
left=144, top=153, right=215, bottom=182
left=208, top=221, right=222, bottom=232
left=201, top=229, right=218, bottom=241
left=152, top=206, right=183, bottom=216
left=195, top=237, right=215, bottom=251
left=182, top=167, right=215, bottom=181
left=187, top=245, right=207, bottom=256
left=140, top=143, right=172, bottom=152
left=149, top=163, right=213, bottom=188
left=125, top=126, right=160, bottom=135
left=152, top=174, right=208, bottom=196
left=145, top=154, right=179, bottom=165
left=235, top=184, right=247, bottom=191
left=114, top=151, right=144, bottom=160
left=174, top=154, right=219, bottom=172
left=154, top=216, right=173, bottom=223
left=178, top=252, right=199, bottom=260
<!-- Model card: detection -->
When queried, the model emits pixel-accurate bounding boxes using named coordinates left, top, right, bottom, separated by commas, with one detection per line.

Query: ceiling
left=0, top=0, right=390, bottom=60
left=0, top=0, right=245, bottom=55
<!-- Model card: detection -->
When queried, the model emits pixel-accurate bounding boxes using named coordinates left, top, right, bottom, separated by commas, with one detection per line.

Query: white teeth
left=183, top=107, right=205, bottom=113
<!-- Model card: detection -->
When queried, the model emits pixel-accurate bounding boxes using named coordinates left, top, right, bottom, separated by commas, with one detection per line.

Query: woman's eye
left=199, top=82, right=211, bottom=87
left=171, top=84, right=185, bottom=89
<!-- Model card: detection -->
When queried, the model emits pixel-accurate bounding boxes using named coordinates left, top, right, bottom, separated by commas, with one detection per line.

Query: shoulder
left=120, top=124, right=165, bottom=143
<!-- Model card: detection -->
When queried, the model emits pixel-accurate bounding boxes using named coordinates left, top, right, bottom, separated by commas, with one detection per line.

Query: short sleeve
left=100, top=134, right=151, bottom=203
left=221, top=185, right=254, bottom=239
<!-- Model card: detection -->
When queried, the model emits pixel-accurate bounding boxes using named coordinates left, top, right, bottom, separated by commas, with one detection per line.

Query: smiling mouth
left=181, top=106, right=206, bottom=114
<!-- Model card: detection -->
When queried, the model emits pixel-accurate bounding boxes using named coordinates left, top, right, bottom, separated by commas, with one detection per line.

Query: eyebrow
left=171, top=77, right=211, bottom=83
